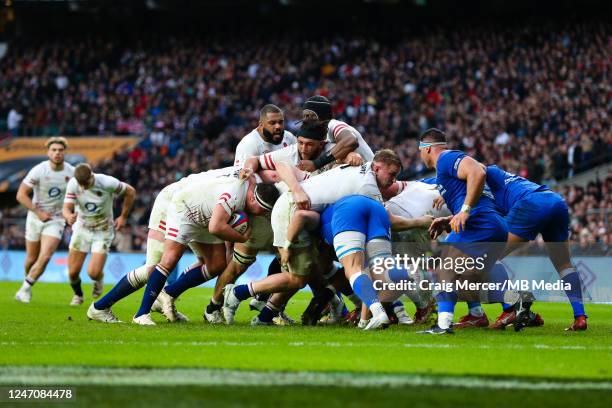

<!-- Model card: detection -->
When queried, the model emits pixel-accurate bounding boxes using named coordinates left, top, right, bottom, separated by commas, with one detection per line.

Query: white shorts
left=243, top=214, right=273, bottom=250
left=164, top=201, right=223, bottom=246
left=145, top=237, right=164, bottom=267
left=25, top=212, right=65, bottom=242
left=69, top=224, right=114, bottom=254
left=271, top=192, right=311, bottom=249
left=148, top=183, right=180, bottom=233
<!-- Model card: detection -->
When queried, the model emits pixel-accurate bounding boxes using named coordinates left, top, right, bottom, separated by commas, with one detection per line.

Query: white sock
left=369, top=301, right=386, bottom=318
left=438, top=311, right=454, bottom=329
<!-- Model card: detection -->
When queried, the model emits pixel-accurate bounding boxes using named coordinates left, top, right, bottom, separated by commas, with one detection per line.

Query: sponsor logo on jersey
left=48, top=187, right=61, bottom=197
left=85, top=202, right=98, bottom=212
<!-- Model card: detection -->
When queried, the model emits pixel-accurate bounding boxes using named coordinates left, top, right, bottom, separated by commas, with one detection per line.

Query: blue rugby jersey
left=485, top=165, right=548, bottom=215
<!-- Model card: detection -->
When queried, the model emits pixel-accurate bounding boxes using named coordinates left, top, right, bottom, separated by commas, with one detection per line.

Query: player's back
left=486, top=165, right=548, bottom=215
left=387, top=181, right=451, bottom=219
left=172, top=176, right=248, bottom=227
left=301, top=163, right=381, bottom=211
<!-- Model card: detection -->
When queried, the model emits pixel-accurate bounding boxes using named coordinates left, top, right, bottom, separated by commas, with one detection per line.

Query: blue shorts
left=445, top=212, right=509, bottom=243
left=320, top=195, right=390, bottom=245
left=445, top=212, right=508, bottom=260
left=506, top=190, right=570, bottom=242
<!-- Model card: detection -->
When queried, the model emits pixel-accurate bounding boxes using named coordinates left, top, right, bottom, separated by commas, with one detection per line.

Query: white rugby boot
left=222, top=284, right=242, bottom=325
left=70, top=295, right=84, bottom=306
left=87, top=303, right=122, bottom=323
left=15, top=284, right=32, bottom=304
left=204, top=309, right=224, bottom=324
left=132, top=313, right=156, bottom=326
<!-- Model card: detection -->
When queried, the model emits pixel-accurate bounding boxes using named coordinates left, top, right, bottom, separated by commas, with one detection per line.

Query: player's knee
left=288, top=273, right=308, bottom=290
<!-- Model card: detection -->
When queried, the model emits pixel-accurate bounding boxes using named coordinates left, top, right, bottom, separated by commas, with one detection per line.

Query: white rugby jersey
left=258, top=143, right=335, bottom=170
left=64, top=174, right=125, bottom=231
left=386, top=181, right=451, bottom=219
left=327, top=119, right=374, bottom=161
left=234, top=129, right=297, bottom=166
left=23, top=161, right=75, bottom=218
left=299, top=162, right=381, bottom=212
left=171, top=177, right=248, bottom=228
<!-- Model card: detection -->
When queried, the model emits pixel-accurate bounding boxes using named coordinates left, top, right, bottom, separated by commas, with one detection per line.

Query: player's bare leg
left=24, top=239, right=40, bottom=277
left=87, top=252, right=107, bottom=299
left=16, top=236, right=59, bottom=303
left=67, top=250, right=87, bottom=306
left=205, top=242, right=257, bottom=323
left=159, top=242, right=226, bottom=322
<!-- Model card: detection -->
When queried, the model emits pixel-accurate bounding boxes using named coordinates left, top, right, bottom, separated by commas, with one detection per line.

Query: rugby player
left=131, top=174, right=279, bottom=325
left=87, top=166, right=247, bottom=323
left=222, top=149, right=401, bottom=326
left=14, top=137, right=74, bottom=303
left=417, top=129, right=531, bottom=334
left=203, top=120, right=348, bottom=324
left=299, top=95, right=374, bottom=172
left=485, top=165, right=587, bottom=331
left=62, top=164, right=136, bottom=306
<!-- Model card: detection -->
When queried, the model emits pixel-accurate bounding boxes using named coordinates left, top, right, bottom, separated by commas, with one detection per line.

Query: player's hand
left=343, top=152, right=363, bottom=166
left=293, top=190, right=311, bottom=210
left=114, top=215, right=127, bottom=231
left=36, top=210, right=53, bottom=222
left=280, top=247, right=291, bottom=266
left=449, top=211, right=469, bottom=234
left=429, top=216, right=451, bottom=239
left=432, top=196, right=445, bottom=211
left=240, top=225, right=252, bottom=243
left=239, top=167, right=254, bottom=180
left=297, top=160, right=316, bottom=173
left=66, top=213, right=77, bottom=226
left=417, top=215, right=435, bottom=228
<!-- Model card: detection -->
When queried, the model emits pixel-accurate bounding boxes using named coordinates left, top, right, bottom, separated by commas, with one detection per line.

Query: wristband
left=460, top=204, right=472, bottom=214
left=312, top=152, right=335, bottom=170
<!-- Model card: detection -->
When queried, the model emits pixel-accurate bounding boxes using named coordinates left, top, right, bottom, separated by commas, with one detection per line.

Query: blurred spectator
left=7, top=104, right=22, bottom=136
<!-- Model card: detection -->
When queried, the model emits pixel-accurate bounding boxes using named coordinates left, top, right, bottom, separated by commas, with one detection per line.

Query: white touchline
left=0, top=341, right=610, bottom=351
left=0, top=367, right=610, bottom=391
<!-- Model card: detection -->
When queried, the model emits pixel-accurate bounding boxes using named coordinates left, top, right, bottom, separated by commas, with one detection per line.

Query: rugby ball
left=229, top=211, right=249, bottom=234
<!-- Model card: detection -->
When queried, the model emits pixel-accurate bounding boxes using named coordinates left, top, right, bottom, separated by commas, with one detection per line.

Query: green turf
left=1, top=282, right=610, bottom=379
left=1, top=282, right=611, bottom=407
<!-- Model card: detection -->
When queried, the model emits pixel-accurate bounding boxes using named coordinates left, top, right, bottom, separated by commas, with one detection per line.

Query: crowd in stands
left=0, top=20, right=610, bottom=252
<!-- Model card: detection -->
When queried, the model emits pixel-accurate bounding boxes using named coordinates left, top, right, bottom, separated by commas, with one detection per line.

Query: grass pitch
left=1, top=281, right=611, bottom=407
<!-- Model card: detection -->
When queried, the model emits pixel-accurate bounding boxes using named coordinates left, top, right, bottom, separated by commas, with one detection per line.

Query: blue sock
left=135, top=267, right=168, bottom=318
left=388, top=266, right=410, bottom=283
left=562, top=269, right=586, bottom=317
left=234, top=284, right=253, bottom=301
left=349, top=273, right=379, bottom=308
left=258, top=304, right=280, bottom=323
left=392, top=300, right=403, bottom=309
left=95, top=276, right=137, bottom=309
left=164, top=265, right=208, bottom=298
left=487, top=262, right=514, bottom=311
left=436, top=291, right=457, bottom=314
